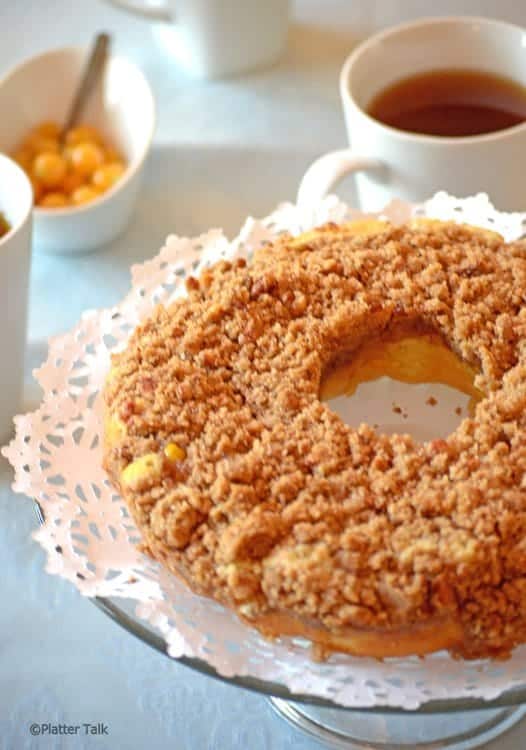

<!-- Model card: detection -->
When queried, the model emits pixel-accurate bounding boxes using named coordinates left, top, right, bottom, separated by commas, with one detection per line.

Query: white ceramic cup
left=298, top=17, right=526, bottom=212
left=104, top=0, right=290, bottom=79
left=0, top=154, right=33, bottom=443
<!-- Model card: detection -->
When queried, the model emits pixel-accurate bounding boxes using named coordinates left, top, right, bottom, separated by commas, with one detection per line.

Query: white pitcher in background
left=104, top=0, right=290, bottom=79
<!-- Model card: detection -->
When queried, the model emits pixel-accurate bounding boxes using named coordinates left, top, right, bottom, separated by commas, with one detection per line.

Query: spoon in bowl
left=61, top=32, right=111, bottom=139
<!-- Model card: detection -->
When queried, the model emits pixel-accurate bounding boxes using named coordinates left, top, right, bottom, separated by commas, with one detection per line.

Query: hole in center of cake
left=320, top=325, right=483, bottom=442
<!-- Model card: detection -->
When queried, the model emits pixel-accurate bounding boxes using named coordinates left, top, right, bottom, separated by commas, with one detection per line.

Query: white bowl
left=0, top=153, right=33, bottom=441
left=0, top=47, right=156, bottom=254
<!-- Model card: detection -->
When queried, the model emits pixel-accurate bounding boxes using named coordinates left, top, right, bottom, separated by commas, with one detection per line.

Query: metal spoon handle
left=62, top=33, right=111, bottom=137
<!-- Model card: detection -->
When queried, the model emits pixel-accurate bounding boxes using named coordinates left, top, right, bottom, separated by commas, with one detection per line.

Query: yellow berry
left=32, top=152, right=68, bottom=188
left=71, top=185, right=100, bottom=206
left=39, top=192, right=69, bottom=208
left=62, top=145, right=74, bottom=163
left=65, top=124, right=103, bottom=146
left=121, top=453, right=163, bottom=490
left=92, top=162, right=125, bottom=192
left=62, top=171, right=84, bottom=195
left=33, top=121, right=61, bottom=139
left=70, top=142, right=104, bottom=178
left=27, top=134, right=60, bottom=155
left=164, top=442, right=186, bottom=462
left=104, top=413, right=126, bottom=446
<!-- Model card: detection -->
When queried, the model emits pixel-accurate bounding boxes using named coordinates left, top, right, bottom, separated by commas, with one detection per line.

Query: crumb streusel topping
left=103, top=222, right=526, bottom=659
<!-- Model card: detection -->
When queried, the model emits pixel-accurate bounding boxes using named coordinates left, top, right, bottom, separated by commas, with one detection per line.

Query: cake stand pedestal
left=269, top=698, right=526, bottom=749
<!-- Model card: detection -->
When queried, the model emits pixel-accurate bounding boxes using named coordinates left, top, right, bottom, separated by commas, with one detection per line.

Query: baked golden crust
left=103, top=220, right=526, bottom=659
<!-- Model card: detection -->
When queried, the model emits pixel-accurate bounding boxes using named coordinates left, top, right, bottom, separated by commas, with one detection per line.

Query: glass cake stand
left=90, top=591, right=526, bottom=750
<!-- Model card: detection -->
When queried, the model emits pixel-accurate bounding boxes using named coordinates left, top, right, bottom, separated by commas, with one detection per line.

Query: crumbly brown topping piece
left=103, top=222, right=526, bottom=659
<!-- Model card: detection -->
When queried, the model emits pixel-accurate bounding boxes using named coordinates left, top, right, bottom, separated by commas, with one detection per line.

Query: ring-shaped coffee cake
left=103, top=220, right=526, bottom=659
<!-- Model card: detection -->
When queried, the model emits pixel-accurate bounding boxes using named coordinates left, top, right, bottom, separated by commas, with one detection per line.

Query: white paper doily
left=4, top=192, right=526, bottom=710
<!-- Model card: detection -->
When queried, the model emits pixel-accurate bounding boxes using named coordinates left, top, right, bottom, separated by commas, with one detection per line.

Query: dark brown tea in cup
left=368, top=69, right=526, bottom=137
left=0, top=212, right=9, bottom=239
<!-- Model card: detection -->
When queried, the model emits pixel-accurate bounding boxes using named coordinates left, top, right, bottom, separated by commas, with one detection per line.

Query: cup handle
left=103, top=0, right=173, bottom=22
left=297, top=148, right=383, bottom=206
